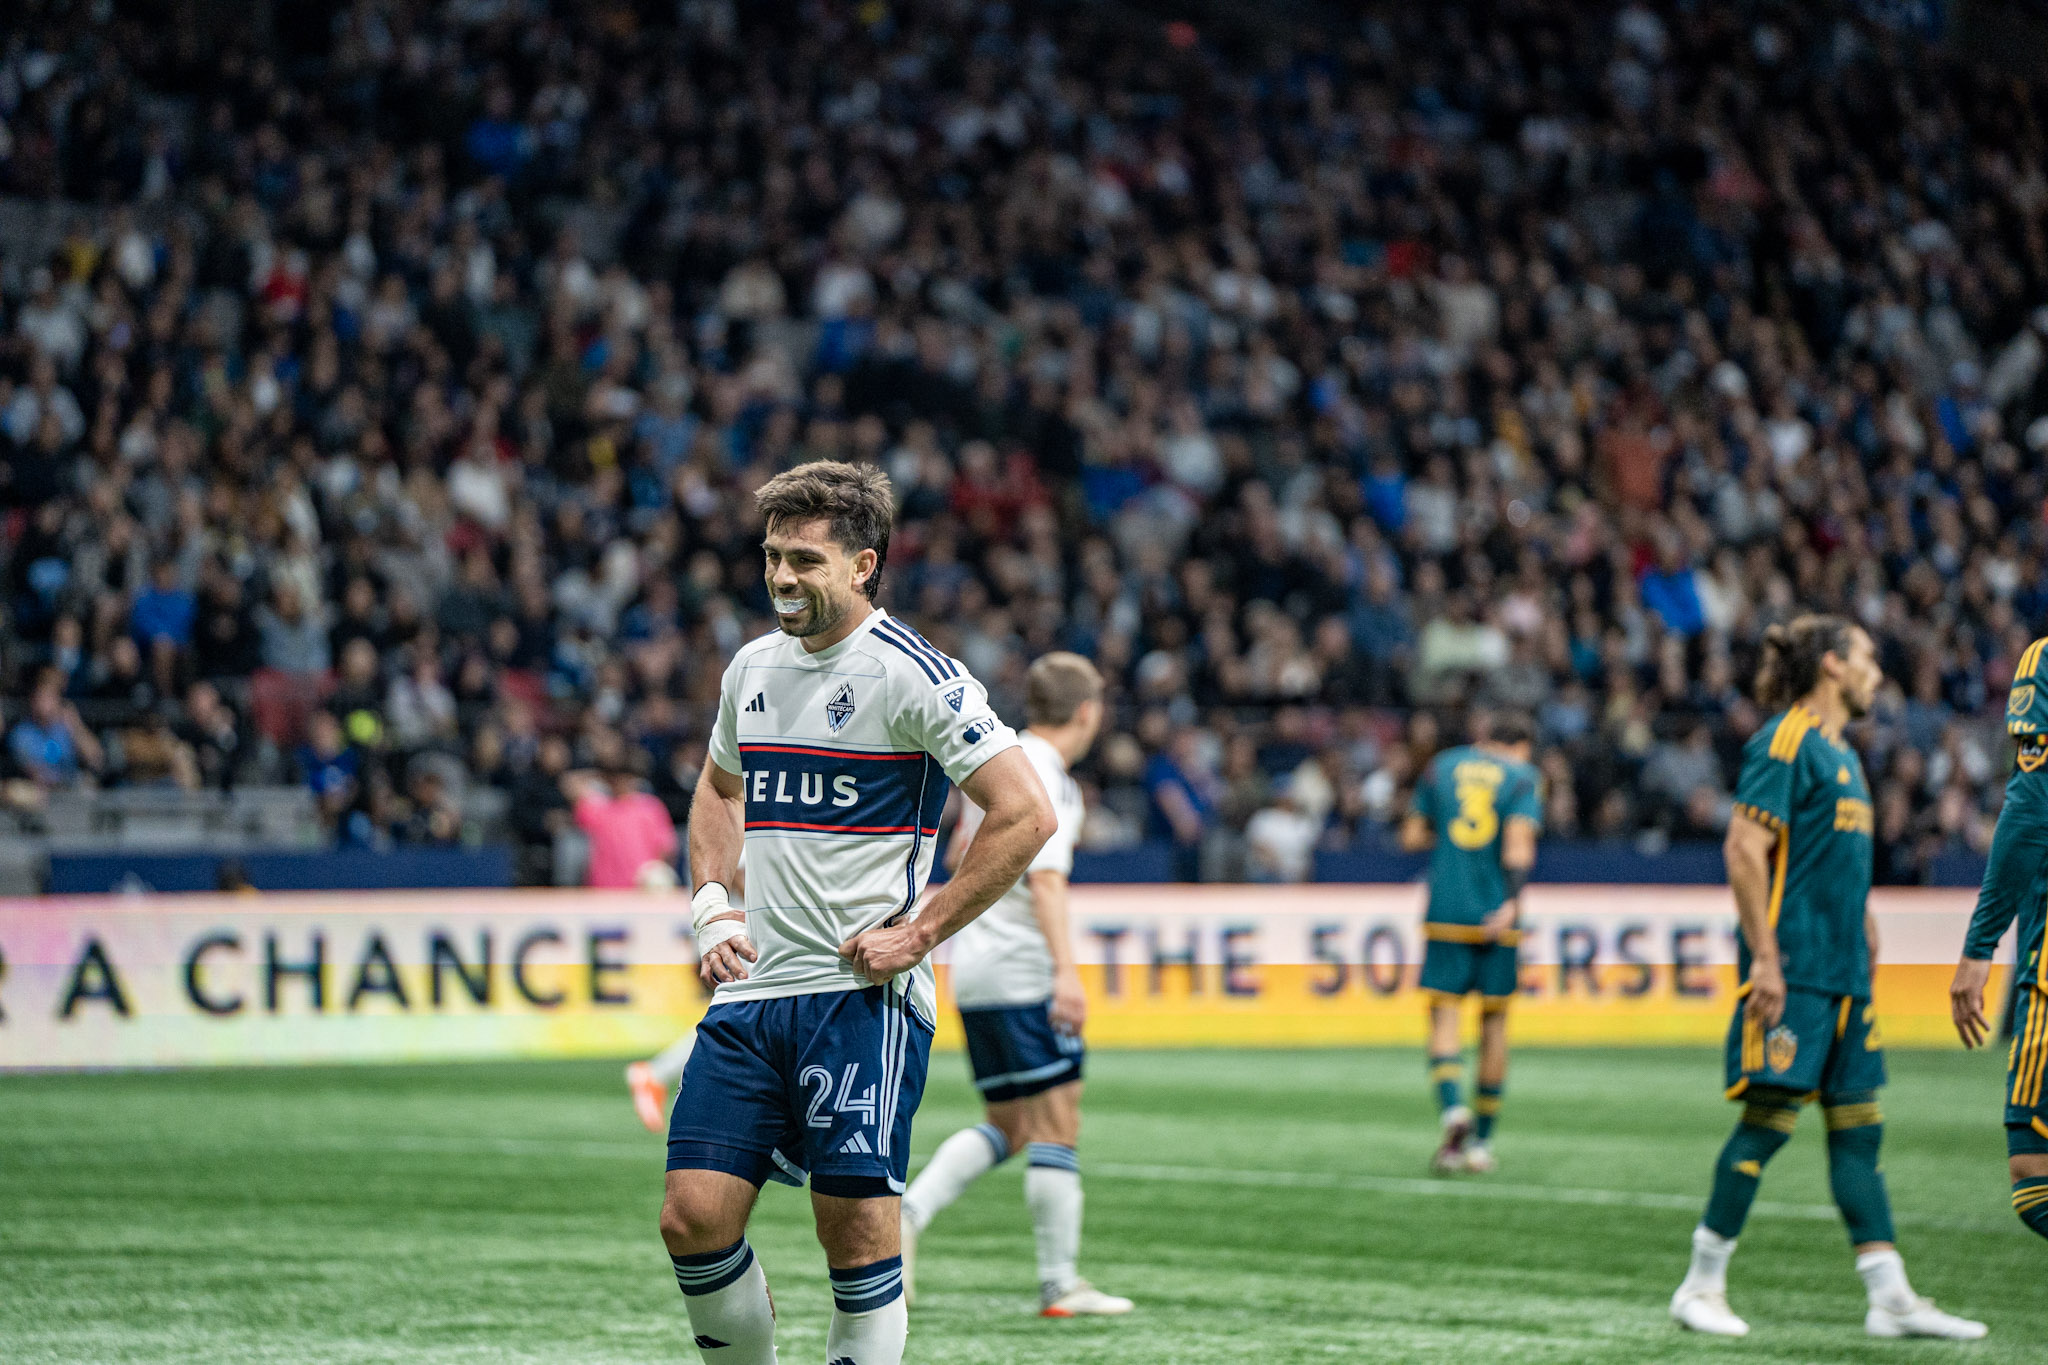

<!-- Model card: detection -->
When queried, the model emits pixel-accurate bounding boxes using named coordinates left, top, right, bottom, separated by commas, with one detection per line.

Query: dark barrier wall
left=48, top=848, right=515, bottom=895
left=47, top=840, right=1986, bottom=894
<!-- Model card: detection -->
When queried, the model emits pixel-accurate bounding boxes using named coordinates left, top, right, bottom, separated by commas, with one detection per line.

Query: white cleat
left=1670, top=1286, right=1750, bottom=1337
left=1431, top=1105, right=1474, bottom=1175
left=1040, top=1279, right=1134, bottom=1317
left=1462, top=1142, right=1496, bottom=1174
left=1866, top=1296, right=1987, bottom=1340
left=900, top=1212, right=919, bottom=1308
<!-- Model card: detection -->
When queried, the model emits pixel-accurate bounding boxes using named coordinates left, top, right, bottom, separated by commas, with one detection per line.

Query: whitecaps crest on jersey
left=825, top=681, right=857, bottom=732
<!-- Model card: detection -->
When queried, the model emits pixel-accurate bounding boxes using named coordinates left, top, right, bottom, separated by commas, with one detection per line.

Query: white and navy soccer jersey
left=947, top=729, right=1088, bottom=1102
left=948, top=731, right=1082, bottom=1009
left=669, top=608, right=1023, bottom=1196
left=704, top=607, right=1021, bottom=1028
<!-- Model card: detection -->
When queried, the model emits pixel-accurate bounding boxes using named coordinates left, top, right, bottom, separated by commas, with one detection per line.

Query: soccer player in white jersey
left=658, top=461, right=1056, bottom=1365
left=901, top=653, right=1133, bottom=1319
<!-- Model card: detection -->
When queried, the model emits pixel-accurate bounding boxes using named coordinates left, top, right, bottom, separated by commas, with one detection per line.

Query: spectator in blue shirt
left=8, top=669, right=102, bottom=788
left=131, top=559, right=196, bottom=651
left=1638, top=537, right=1705, bottom=639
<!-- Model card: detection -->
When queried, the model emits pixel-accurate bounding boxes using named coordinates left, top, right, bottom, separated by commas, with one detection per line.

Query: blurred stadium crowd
left=0, top=0, right=2039, bottom=883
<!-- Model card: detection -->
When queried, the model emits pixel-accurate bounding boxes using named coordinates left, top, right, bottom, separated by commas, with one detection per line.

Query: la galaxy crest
left=1765, top=1025, right=1798, bottom=1074
left=2014, top=684, right=2036, bottom=717
left=825, top=682, right=856, bottom=733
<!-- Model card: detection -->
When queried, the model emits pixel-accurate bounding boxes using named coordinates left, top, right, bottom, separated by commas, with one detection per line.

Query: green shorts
left=1724, top=985, right=1886, bottom=1101
left=2006, top=985, right=2048, bottom=1157
left=1419, top=932, right=1520, bottom=1005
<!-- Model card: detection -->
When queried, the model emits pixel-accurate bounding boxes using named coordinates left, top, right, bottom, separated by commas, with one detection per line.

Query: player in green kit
left=1669, top=616, right=1985, bottom=1341
left=1400, top=712, right=1540, bottom=1175
left=1949, top=633, right=2048, bottom=1247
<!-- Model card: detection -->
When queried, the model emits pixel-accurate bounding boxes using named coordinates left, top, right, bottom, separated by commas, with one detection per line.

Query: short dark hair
left=1486, top=710, right=1534, bottom=748
left=1755, top=614, right=1856, bottom=711
left=755, top=460, right=895, bottom=602
left=1024, top=652, right=1104, bottom=726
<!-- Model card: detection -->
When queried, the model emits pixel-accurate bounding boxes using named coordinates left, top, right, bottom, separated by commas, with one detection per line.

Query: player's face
left=762, top=517, right=874, bottom=640
left=1836, top=627, right=1882, bottom=719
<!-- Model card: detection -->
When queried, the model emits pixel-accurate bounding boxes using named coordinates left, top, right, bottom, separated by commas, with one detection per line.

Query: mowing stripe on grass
left=237, top=1132, right=2008, bottom=1234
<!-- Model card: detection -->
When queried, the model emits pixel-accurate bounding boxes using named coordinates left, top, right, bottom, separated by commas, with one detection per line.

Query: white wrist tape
left=692, top=881, right=748, bottom=955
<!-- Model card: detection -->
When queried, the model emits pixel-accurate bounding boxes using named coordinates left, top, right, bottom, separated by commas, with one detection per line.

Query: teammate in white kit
left=900, top=653, right=1133, bottom=1319
left=657, top=461, right=1056, bottom=1365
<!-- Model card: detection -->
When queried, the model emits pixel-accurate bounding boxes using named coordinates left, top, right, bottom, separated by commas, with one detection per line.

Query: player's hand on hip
left=1745, top=960, right=1786, bottom=1029
left=699, top=935, right=758, bottom=987
left=1050, top=966, right=1088, bottom=1036
left=1949, top=956, right=1993, bottom=1049
left=838, top=922, right=930, bottom=985
left=1480, top=903, right=1517, bottom=944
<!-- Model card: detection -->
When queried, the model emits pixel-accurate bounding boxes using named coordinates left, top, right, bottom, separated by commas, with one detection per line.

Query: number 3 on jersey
left=1448, top=777, right=1499, bottom=849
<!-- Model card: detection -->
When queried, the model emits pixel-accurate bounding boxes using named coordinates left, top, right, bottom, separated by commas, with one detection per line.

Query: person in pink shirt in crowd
left=563, top=760, right=680, bottom=890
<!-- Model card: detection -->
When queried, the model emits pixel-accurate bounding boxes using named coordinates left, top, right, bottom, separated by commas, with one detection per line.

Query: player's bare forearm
left=914, top=752, right=1055, bottom=950
left=1865, top=909, right=1879, bottom=972
left=840, top=748, right=1054, bottom=983
left=1031, top=868, right=1087, bottom=1034
left=688, top=762, right=753, bottom=985
left=1724, top=814, right=1783, bottom=1024
left=688, top=762, right=745, bottom=894
left=1398, top=813, right=1434, bottom=853
left=1028, top=869, right=1076, bottom=973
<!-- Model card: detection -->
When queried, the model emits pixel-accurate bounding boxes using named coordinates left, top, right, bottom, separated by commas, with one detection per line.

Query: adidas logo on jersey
left=745, top=693, right=766, bottom=713
left=839, top=1131, right=874, bottom=1154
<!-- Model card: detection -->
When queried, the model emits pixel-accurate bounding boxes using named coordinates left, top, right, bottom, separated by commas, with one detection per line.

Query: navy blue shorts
left=960, top=1001, right=1084, bottom=1103
left=667, top=985, right=933, bottom=1198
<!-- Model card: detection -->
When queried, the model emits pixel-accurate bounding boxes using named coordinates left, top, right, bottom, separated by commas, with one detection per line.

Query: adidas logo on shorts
left=839, top=1131, right=874, bottom=1154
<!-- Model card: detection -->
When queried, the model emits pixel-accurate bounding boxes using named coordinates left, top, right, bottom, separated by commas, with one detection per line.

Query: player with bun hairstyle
left=1669, top=616, right=1984, bottom=1341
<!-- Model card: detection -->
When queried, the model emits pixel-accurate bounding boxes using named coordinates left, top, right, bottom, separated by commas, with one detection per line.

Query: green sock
left=1702, top=1095, right=1800, bottom=1238
left=2014, top=1177, right=2048, bottom=1241
left=1823, top=1095, right=1895, bottom=1246
left=1428, top=1054, right=1463, bottom=1114
left=1474, top=1084, right=1502, bottom=1141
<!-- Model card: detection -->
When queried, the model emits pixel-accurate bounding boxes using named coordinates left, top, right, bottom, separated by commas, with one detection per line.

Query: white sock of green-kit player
left=1026, top=1143, right=1082, bottom=1295
left=902, top=1123, right=1008, bottom=1231
left=1682, top=1225, right=1736, bottom=1294
left=826, top=1256, right=906, bottom=1365
left=1855, top=1247, right=1913, bottom=1309
left=649, top=1030, right=698, bottom=1089
left=671, top=1239, right=776, bottom=1363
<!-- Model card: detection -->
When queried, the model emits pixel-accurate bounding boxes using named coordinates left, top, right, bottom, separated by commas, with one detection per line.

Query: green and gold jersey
left=1964, top=637, right=2048, bottom=988
left=1730, top=705, right=1874, bottom=999
left=1412, top=744, right=1542, bottom=937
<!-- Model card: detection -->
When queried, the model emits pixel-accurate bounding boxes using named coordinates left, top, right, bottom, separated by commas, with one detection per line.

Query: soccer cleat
left=1040, top=1279, right=1133, bottom=1317
left=1865, top=1296, right=1987, bottom=1340
left=1670, top=1286, right=1750, bottom=1337
left=625, top=1061, right=667, bottom=1134
left=1431, top=1105, right=1474, bottom=1175
left=1461, top=1142, right=1496, bottom=1174
left=900, top=1211, right=919, bottom=1308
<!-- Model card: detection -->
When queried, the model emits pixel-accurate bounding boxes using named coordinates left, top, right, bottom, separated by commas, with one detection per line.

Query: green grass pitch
left=0, top=1046, right=2036, bottom=1363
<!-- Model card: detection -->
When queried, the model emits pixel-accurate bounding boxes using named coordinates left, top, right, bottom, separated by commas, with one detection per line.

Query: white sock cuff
left=1693, top=1225, right=1736, bottom=1252
left=973, top=1122, right=1010, bottom=1163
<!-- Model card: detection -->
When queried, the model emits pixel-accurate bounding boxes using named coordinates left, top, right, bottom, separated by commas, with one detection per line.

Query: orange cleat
left=626, top=1060, right=668, bottom=1133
